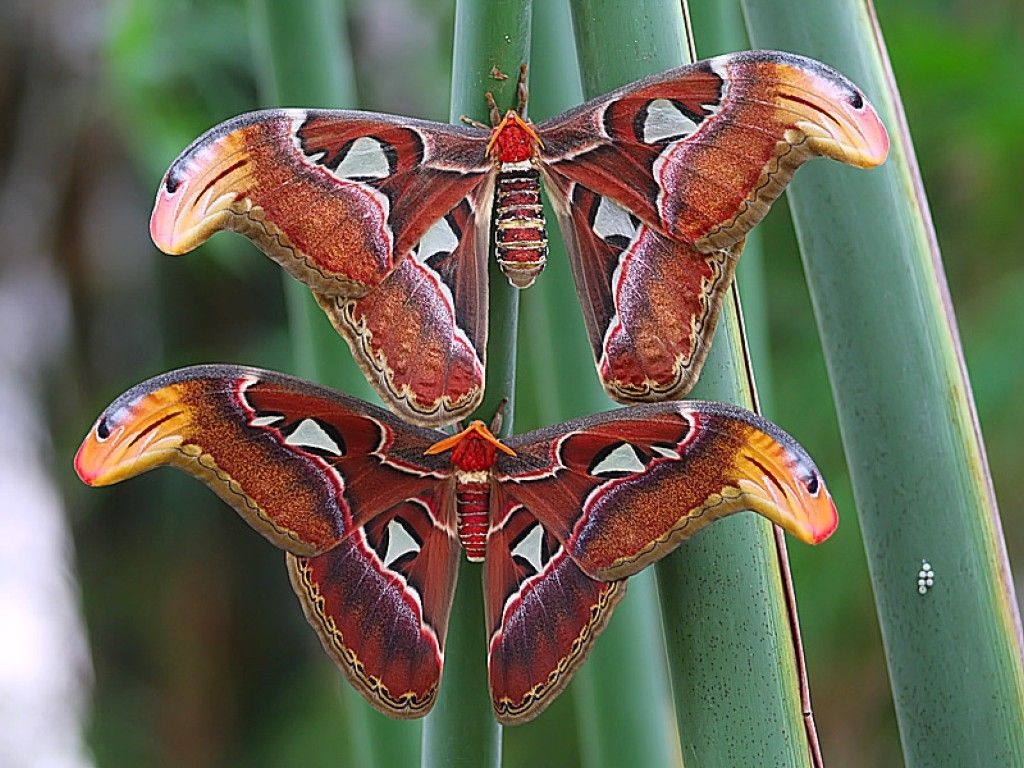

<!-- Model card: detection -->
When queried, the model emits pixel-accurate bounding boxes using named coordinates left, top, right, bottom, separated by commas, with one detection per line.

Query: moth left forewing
left=499, top=402, right=837, bottom=583
left=153, top=111, right=496, bottom=428
left=483, top=490, right=625, bottom=724
left=288, top=484, right=460, bottom=719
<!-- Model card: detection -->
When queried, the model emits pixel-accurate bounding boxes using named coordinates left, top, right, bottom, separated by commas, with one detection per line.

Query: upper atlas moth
left=150, top=51, right=888, bottom=426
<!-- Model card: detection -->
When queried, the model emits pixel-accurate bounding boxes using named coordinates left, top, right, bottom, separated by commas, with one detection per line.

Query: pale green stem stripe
left=421, top=1, right=533, bottom=766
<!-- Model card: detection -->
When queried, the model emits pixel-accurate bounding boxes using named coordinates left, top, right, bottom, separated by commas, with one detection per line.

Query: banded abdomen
left=494, top=162, right=548, bottom=288
left=455, top=474, right=490, bottom=561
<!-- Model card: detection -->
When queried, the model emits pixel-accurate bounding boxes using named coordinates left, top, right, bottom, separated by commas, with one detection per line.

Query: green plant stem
left=248, top=0, right=377, bottom=400
left=688, top=0, right=775, bottom=409
left=248, top=1, right=417, bottom=765
left=420, top=2, right=533, bottom=766
left=742, top=1, right=1024, bottom=764
left=515, top=3, right=680, bottom=766
left=569, top=1, right=818, bottom=765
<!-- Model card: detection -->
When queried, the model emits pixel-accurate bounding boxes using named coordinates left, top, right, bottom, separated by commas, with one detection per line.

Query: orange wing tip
left=150, top=133, right=251, bottom=255
left=734, top=465, right=838, bottom=546
left=802, top=496, right=839, bottom=545
left=74, top=390, right=192, bottom=487
left=779, top=63, right=890, bottom=169
left=73, top=439, right=104, bottom=486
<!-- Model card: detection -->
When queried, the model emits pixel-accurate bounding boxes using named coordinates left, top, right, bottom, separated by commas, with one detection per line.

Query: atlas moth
left=150, top=51, right=888, bottom=427
left=76, top=365, right=838, bottom=724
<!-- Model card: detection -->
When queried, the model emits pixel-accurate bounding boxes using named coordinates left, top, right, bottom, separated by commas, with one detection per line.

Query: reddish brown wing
left=483, top=501, right=625, bottom=724
left=151, top=110, right=494, bottom=426
left=314, top=193, right=491, bottom=426
left=288, top=491, right=459, bottom=719
left=481, top=399, right=837, bottom=723
left=535, top=51, right=888, bottom=401
left=543, top=175, right=739, bottom=401
left=75, top=365, right=460, bottom=718
left=498, top=401, right=838, bottom=582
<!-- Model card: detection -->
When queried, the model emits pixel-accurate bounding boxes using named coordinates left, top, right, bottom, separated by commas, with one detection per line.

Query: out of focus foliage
left=12, top=0, right=1017, bottom=765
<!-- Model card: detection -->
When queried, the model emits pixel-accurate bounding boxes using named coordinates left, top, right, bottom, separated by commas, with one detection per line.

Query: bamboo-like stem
left=514, top=3, right=680, bottom=766
left=248, top=0, right=377, bottom=399
left=420, top=1, right=533, bottom=766
left=567, top=1, right=818, bottom=765
left=742, top=1, right=1024, bottom=764
left=248, top=1, right=418, bottom=764
left=690, top=1, right=822, bottom=760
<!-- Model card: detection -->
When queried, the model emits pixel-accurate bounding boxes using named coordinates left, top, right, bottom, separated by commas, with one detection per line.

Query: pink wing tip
left=73, top=439, right=100, bottom=486
left=150, top=183, right=187, bottom=254
left=808, top=493, right=839, bottom=544
left=859, top=102, right=890, bottom=168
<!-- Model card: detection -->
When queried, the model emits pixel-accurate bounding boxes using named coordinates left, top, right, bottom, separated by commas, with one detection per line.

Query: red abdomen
left=494, top=167, right=547, bottom=288
left=456, top=480, right=490, bottom=561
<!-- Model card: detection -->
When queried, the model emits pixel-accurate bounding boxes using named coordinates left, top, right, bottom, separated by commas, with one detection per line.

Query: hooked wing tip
left=149, top=165, right=238, bottom=256
left=74, top=387, right=190, bottom=488
left=149, top=183, right=190, bottom=254
left=73, top=438, right=101, bottom=486
left=761, top=51, right=890, bottom=169
left=802, top=492, right=839, bottom=545
left=150, top=127, right=255, bottom=255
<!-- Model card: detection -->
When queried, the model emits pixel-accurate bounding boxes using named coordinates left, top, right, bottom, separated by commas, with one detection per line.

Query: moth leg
left=459, top=115, right=491, bottom=130
left=484, top=92, right=501, bottom=127
left=516, top=63, right=529, bottom=115
left=488, top=398, right=509, bottom=435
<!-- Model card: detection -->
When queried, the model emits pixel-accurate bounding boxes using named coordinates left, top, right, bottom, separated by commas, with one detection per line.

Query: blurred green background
left=1, top=0, right=1019, bottom=765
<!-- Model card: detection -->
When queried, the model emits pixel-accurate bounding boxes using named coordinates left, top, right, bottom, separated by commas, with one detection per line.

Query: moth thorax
left=494, top=166, right=547, bottom=289
left=455, top=477, right=489, bottom=562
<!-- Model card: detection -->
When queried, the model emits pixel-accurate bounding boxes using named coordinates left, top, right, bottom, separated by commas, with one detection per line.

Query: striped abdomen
left=494, top=164, right=548, bottom=288
left=456, top=478, right=490, bottom=562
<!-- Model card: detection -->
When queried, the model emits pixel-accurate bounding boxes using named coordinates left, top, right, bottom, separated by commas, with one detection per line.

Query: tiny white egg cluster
left=917, top=561, right=935, bottom=595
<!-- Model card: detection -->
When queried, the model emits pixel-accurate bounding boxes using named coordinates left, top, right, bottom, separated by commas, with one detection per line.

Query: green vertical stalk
left=687, top=0, right=775, bottom=409
left=741, top=1, right=1024, bottom=764
left=569, top=1, right=818, bottom=765
left=420, top=2, right=532, bottom=766
left=516, top=2, right=681, bottom=767
left=248, top=1, right=417, bottom=765
left=248, top=0, right=376, bottom=400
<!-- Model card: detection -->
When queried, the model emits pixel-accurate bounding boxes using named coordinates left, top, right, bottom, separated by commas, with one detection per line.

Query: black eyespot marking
left=849, top=91, right=864, bottom=110
left=165, top=173, right=182, bottom=194
left=96, top=415, right=112, bottom=440
left=806, top=472, right=819, bottom=495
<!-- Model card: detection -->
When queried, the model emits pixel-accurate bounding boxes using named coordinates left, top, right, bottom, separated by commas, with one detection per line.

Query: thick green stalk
left=248, top=1, right=417, bottom=765
left=248, top=0, right=376, bottom=400
left=687, top=0, right=774, bottom=407
left=420, top=2, right=531, bottom=766
left=742, top=1, right=1024, bottom=764
left=569, top=1, right=818, bottom=765
left=514, top=3, right=680, bottom=767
